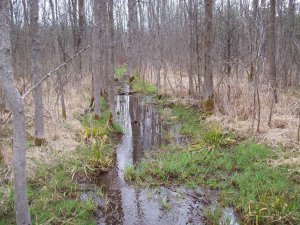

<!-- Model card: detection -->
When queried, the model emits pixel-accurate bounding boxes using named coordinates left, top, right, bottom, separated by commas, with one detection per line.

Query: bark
left=92, top=0, right=101, bottom=119
left=268, top=0, right=277, bottom=127
left=77, top=0, right=85, bottom=74
left=188, top=0, right=194, bottom=95
left=203, top=0, right=214, bottom=112
left=30, top=0, right=45, bottom=145
left=49, top=0, right=67, bottom=119
left=108, top=0, right=116, bottom=113
left=0, top=1, right=31, bottom=224
left=127, top=0, right=138, bottom=78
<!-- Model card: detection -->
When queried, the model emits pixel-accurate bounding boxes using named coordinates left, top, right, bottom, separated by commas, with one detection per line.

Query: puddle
left=80, top=84, right=239, bottom=225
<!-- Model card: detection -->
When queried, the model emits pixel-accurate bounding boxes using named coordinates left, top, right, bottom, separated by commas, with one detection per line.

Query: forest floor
left=0, top=66, right=299, bottom=224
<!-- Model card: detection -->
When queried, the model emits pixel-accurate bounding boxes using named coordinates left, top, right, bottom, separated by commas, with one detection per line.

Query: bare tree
left=127, top=0, right=138, bottom=78
left=203, top=0, right=214, bottom=112
left=268, top=0, right=277, bottom=127
left=92, top=0, right=101, bottom=119
left=30, top=0, right=45, bottom=145
left=49, top=0, right=67, bottom=119
left=188, top=0, right=194, bottom=95
left=0, top=1, right=31, bottom=224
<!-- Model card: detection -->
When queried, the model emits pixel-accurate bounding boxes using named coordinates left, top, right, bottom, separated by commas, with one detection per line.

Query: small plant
left=202, top=125, right=224, bottom=148
left=159, top=198, right=171, bottom=211
left=124, top=165, right=136, bottom=182
left=115, top=65, right=128, bottom=79
left=112, top=122, right=123, bottom=134
left=204, top=208, right=222, bottom=225
left=131, top=76, right=157, bottom=94
left=202, top=125, right=235, bottom=149
left=244, top=195, right=298, bottom=224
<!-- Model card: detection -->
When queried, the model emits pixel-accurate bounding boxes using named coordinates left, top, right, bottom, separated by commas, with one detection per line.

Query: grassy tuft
left=115, top=65, right=128, bottom=79
left=204, top=208, right=223, bottom=225
left=131, top=75, right=157, bottom=95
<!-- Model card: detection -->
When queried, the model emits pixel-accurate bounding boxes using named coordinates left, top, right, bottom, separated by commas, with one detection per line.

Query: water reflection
left=88, top=84, right=239, bottom=225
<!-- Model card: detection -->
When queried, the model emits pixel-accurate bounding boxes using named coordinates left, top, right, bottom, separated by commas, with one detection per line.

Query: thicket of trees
left=0, top=0, right=299, bottom=223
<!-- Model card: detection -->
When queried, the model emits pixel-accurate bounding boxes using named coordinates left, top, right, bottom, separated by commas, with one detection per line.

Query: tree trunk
left=188, top=0, right=194, bottom=95
left=268, top=0, right=277, bottom=127
left=127, top=0, right=138, bottom=78
left=0, top=1, right=31, bottom=224
left=30, top=0, right=45, bottom=145
left=203, top=0, right=214, bottom=113
left=92, top=0, right=101, bottom=119
left=77, top=0, right=85, bottom=75
left=108, top=0, right=116, bottom=114
left=49, top=0, right=67, bottom=119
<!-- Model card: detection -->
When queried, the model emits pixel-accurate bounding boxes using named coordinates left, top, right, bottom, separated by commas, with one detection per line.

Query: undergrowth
left=76, top=97, right=122, bottom=175
left=131, top=75, right=157, bottom=95
left=0, top=161, right=96, bottom=225
left=0, top=98, right=122, bottom=224
left=125, top=103, right=300, bottom=224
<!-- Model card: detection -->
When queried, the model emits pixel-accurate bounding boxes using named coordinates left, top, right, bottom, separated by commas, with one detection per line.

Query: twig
left=1, top=112, right=12, bottom=125
left=22, top=46, right=90, bottom=99
left=297, top=108, right=300, bottom=144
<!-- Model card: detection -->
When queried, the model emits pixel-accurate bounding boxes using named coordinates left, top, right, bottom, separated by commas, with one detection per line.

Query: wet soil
left=80, top=84, right=239, bottom=225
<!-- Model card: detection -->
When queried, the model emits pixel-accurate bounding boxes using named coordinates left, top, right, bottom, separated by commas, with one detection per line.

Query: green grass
left=131, top=76, right=157, bottom=95
left=0, top=98, right=122, bottom=225
left=124, top=104, right=300, bottom=224
left=115, top=65, right=127, bottom=79
left=78, top=97, right=122, bottom=174
left=169, top=105, right=204, bottom=138
left=0, top=161, right=96, bottom=225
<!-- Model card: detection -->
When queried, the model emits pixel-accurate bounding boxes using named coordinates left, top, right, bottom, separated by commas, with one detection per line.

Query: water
left=80, top=84, right=239, bottom=225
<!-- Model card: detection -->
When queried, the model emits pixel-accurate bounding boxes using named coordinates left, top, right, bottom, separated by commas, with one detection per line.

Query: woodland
left=0, top=0, right=300, bottom=224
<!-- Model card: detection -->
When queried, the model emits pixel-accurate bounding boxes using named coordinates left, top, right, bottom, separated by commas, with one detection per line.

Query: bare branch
left=22, top=46, right=90, bottom=99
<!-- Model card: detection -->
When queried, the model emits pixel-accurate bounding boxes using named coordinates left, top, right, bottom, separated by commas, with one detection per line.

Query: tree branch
left=22, top=46, right=90, bottom=99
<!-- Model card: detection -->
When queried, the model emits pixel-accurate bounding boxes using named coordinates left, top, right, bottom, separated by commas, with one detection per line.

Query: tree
left=92, top=0, right=101, bottom=119
left=0, top=1, right=31, bottom=224
left=188, top=0, right=194, bottom=95
left=127, top=0, right=138, bottom=78
left=30, top=0, right=45, bottom=145
left=49, top=0, right=67, bottom=119
left=203, top=0, right=214, bottom=113
left=268, top=0, right=277, bottom=126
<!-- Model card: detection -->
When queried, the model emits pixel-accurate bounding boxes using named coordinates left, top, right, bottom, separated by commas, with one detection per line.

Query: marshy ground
left=0, top=67, right=299, bottom=224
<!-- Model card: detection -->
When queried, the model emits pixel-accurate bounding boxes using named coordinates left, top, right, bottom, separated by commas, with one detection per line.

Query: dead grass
left=143, top=66, right=300, bottom=170
left=0, top=75, right=92, bottom=180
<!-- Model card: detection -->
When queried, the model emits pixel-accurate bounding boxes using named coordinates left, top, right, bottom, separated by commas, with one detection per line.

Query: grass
left=0, top=97, right=122, bottom=224
left=0, top=161, right=96, bottom=225
left=76, top=97, right=122, bottom=175
left=124, top=103, right=300, bottom=224
left=115, top=65, right=127, bottom=79
left=131, top=75, right=157, bottom=95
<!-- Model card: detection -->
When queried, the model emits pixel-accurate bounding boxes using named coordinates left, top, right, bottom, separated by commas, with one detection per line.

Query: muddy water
left=81, top=84, right=239, bottom=225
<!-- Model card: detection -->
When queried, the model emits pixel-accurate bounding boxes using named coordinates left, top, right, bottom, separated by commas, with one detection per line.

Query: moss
left=203, top=97, right=215, bottom=115
left=94, top=114, right=100, bottom=120
left=34, top=137, right=46, bottom=146
left=62, top=109, right=67, bottom=119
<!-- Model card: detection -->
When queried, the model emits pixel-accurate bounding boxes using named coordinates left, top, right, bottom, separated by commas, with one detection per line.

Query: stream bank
left=78, top=83, right=240, bottom=225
